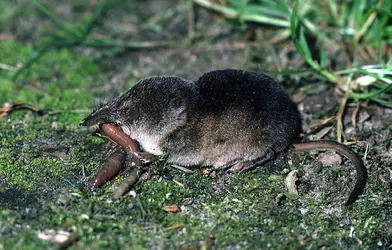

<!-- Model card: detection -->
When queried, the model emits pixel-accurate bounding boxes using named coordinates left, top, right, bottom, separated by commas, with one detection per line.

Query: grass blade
left=31, top=0, right=81, bottom=37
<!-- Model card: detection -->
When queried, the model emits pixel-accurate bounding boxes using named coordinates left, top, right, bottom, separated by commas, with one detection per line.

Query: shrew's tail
left=291, top=140, right=367, bottom=205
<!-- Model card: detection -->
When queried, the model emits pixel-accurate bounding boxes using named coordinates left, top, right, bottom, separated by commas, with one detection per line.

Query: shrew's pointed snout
left=79, top=118, right=90, bottom=126
left=80, top=108, right=110, bottom=127
left=79, top=111, right=98, bottom=126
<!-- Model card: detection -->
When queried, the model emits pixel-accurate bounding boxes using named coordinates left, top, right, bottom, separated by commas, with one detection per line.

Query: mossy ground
left=1, top=1, right=392, bottom=249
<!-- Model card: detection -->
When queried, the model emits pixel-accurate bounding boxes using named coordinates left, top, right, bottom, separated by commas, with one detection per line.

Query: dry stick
left=336, top=68, right=357, bottom=142
left=0, top=63, right=17, bottom=71
left=339, top=36, right=352, bottom=69
left=336, top=96, right=348, bottom=143
left=351, top=102, right=360, bottom=128
left=310, top=115, right=337, bottom=128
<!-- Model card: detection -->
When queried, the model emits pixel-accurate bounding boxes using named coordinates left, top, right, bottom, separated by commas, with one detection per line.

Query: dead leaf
left=285, top=170, right=299, bottom=198
left=37, top=229, right=71, bottom=243
left=163, top=205, right=181, bottom=213
left=310, top=116, right=337, bottom=128
left=0, top=101, right=39, bottom=118
left=313, top=126, right=333, bottom=140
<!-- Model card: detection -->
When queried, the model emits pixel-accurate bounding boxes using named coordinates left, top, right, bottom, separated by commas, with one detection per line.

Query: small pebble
left=298, top=207, right=309, bottom=215
left=319, top=151, right=341, bottom=166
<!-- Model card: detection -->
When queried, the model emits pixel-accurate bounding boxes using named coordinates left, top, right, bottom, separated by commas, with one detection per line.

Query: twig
left=310, top=116, right=337, bottom=128
left=163, top=223, right=185, bottom=232
left=351, top=101, right=360, bottom=128
left=336, top=96, right=347, bottom=143
left=83, top=39, right=175, bottom=49
left=363, top=141, right=370, bottom=161
left=46, top=109, right=91, bottom=115
left=0, top=63, right=17, bottom=71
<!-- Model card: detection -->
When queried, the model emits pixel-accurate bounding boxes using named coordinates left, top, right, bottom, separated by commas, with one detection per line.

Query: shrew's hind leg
left=227, top=147, right=276, bottom=173
left=227, top=160, right=255, bottom=173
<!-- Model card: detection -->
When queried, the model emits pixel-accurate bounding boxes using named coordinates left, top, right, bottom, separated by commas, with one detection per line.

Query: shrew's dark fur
left=81, top=69, right=367, bottom=205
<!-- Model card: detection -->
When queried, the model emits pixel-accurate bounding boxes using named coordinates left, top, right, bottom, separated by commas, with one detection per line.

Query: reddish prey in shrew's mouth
left=90, top=149, right=126, bottom=190
left=90, top=123, right=145, bottom=198
left=99, top=123, right=139, bottom=154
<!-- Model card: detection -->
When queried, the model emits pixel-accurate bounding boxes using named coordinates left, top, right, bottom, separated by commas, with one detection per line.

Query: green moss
left=0, top=40, right=100, bottom=125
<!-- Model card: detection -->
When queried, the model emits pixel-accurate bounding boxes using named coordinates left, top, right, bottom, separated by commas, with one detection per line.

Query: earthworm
left=99, top=123, right=139, bottom=154
left=90, top=149, right=126, bottom=190
left=114, top=160, right=144, bottom=199
left=98, top=123, right=145, bottom=198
